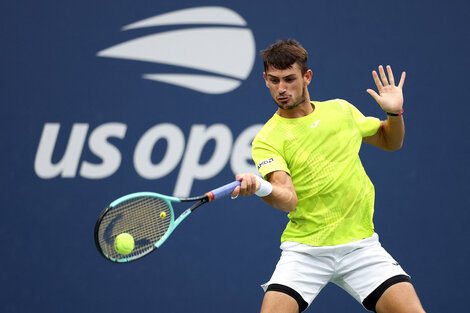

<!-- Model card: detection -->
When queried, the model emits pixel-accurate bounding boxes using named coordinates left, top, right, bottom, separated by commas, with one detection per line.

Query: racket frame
left=94, top=181, right=240, bottom=263
left=94, top=192, right=209, bottom=263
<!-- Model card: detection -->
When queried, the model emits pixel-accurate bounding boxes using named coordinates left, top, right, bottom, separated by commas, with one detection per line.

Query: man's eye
left=270, top=79, right=279, bottom=83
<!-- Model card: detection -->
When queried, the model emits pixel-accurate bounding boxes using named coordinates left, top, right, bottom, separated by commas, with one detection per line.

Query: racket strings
left=97, top=196, right=172, bottom=260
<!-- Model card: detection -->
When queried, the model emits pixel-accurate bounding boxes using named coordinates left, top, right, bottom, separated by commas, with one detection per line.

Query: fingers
left=378, top=65, right=389, bottom=86
left=231, top=186, right=240, bottom=199
left=372, top=70, right=383, bottom=91
left=240, top=174, right=257, bottom=196
left=366, top=88, right=380, bottom=102
left=398, top=71, right=406, bottom=89
left=233, top=173, right=258, bottom=197
left=372, top=65, right=406, bottom=93
left=386, top=65, right=395, bottom=85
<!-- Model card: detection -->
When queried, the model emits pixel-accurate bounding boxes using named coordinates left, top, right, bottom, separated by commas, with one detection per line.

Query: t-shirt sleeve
left=252, top=135, right=290, bottom=178
left=347, top=101, right=381, bottom=137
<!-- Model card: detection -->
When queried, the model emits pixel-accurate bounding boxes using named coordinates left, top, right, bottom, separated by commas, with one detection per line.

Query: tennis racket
left=94, top=180, right=240, bottom=263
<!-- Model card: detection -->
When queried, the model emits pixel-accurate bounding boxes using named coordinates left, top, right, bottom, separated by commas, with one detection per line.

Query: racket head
left=94, top=192, right=180, bottom=263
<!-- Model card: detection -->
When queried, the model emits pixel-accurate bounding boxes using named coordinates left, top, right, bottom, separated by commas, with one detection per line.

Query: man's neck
left=277, top=98, right=314, bottom=119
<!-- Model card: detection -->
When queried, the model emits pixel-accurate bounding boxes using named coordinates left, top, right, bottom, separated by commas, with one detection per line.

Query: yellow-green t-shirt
left=252, top=99, right=381, bottom=246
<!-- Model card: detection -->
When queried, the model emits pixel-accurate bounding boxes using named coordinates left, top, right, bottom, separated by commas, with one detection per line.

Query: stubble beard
left=274, top=87, right=307, bottom=110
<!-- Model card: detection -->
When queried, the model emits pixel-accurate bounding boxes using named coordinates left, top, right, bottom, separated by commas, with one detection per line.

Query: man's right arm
left=232, top=171, right=297, bottom=213
left=261, top=171, right=297, bottom=212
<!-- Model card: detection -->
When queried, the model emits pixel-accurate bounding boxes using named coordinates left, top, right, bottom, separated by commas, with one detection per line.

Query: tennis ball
left=114, top=233, right=135, bottom=255
left=160, top=211, right=166, bottom=218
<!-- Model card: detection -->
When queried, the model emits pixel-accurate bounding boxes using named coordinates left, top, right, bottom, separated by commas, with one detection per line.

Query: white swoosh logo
left=97, top=7, right=255, bottom=94
left=143, top=74, right=241, bottom=94
left=122, top=6, right=247, bottom=29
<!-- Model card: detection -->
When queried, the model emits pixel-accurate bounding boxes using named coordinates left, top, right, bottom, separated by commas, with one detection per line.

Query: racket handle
left=206, top=181, right=241, bottom=201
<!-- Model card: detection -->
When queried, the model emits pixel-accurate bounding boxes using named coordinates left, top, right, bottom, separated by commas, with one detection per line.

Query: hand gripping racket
left=94, top=181, right=240, bottom=263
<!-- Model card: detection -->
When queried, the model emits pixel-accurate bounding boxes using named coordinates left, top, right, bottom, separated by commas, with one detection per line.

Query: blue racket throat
left=94, top=180, right=241, bottom=263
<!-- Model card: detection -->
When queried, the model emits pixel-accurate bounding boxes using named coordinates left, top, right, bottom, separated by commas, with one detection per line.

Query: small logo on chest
left=310, top=120, right=321, bottom=128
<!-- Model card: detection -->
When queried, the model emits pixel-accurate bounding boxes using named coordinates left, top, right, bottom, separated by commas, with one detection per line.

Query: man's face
left=263, top=63, right=312, bottom=110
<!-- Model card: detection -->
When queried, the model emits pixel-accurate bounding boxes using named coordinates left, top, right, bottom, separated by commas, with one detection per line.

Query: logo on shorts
left=257, top=157, right=274, bottom=170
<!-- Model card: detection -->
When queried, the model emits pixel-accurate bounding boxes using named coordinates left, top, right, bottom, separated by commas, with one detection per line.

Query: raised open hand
left=367, top=65, right=406, bottom=115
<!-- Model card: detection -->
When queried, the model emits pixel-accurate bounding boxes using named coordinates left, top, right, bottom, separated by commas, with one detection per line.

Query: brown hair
left=260, top=39, right=308, bottom=75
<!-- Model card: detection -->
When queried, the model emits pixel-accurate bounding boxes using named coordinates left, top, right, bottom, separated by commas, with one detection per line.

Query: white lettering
left=34, top=123, right=89, bottom=178
left=34, top=122, right=260, bottom=196
left=80, top=123, right=127, bottom=179
left=174, top=124, right=232, bottom=197
left=134, top=123, right=185, bottom=179
left=230, top=124, right=262, bottom=174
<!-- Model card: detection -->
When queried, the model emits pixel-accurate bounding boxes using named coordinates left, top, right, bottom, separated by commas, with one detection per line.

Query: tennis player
left=232, top=39, right=425, bottom=313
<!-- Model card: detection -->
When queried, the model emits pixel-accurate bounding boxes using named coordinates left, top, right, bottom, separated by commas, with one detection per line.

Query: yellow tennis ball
left=114, top=233, right=135, bottom=255
left=160, top=211, right=166, bottom=218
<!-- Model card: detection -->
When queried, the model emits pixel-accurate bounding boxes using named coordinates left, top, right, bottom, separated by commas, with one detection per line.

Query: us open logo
left=97, top=6, right=256, bottom=94
left=34, top=6, right=261, bottom=197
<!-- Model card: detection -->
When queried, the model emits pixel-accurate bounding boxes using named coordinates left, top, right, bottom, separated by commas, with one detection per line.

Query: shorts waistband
left=280, top=233, right=380, bottom=254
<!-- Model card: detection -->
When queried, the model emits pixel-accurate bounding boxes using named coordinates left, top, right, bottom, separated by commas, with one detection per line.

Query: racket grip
left=207, top=181, right=241, bottom=201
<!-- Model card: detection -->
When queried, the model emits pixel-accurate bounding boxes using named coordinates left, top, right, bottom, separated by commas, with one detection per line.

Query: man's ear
left=304, top=69, right=313, bottom=86
left=263, top=72, right=269, bottom=88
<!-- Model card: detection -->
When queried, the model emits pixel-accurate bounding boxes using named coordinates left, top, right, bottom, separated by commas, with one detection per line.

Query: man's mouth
left=277, top=96, right=289, bottom=102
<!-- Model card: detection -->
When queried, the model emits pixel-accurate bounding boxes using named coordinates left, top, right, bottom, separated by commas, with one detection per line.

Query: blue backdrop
left=1, top=1, right=469, bottom=312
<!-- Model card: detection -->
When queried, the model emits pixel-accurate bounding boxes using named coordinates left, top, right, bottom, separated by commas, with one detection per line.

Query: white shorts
left=261, top=233, right=409, bottom=310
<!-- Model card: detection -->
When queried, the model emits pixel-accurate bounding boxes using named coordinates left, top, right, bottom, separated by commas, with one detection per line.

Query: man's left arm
left=363, top=65, right=406, bottom=151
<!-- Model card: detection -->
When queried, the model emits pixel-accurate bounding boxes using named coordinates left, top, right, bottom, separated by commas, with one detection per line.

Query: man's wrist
left=254, top=175, right=273, bottom=197
left=386, top=107, right=404, bottom=116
